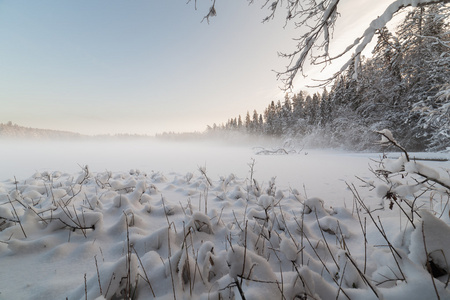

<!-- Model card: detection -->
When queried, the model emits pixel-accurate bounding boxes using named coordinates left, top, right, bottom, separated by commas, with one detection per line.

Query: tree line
left=207, top=4, right=450, bottom=151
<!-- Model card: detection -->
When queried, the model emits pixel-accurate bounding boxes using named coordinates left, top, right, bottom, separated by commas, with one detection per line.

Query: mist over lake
left=0, top=138, right=381, bottom=204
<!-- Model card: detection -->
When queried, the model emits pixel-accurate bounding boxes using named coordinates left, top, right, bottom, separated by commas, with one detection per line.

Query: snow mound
left=0, top=168, right=449, bottom=299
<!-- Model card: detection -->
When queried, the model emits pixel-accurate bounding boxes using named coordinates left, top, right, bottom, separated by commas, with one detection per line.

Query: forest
left=208, top=4, right=450, bottom=152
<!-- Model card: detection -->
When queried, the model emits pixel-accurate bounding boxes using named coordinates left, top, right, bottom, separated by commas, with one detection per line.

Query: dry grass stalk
left=7, top=195, right=27, bottom=238
left=132, top=245, right=156, bottom=297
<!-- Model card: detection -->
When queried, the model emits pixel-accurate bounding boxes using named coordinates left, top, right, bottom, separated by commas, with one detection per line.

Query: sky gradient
left=0, top=0, right=394, bottom=135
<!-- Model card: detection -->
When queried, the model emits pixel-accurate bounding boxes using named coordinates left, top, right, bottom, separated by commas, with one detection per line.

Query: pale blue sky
left=0, top=0, right=393, bottom=135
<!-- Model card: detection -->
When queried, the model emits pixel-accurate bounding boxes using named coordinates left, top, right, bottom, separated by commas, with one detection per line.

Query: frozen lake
left=1, top=139, right=447, bottom=207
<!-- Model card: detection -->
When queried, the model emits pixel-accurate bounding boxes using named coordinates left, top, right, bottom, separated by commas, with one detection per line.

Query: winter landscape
left=1, top=0, right=450, bottom=299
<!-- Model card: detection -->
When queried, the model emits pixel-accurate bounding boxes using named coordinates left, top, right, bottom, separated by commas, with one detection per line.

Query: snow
left=405, top=161, right=441, bottom=180
left=377, top=129, right=397, bottom=145
left=279, top=235, right=298, bottom=261
left=0, top=139, right=449, bottom=299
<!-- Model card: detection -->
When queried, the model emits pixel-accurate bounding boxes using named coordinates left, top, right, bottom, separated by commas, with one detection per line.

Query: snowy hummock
left=0, top=156, right=449, bottom=300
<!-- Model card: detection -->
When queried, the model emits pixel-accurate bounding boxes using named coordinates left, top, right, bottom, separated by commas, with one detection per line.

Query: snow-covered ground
left=0, top=139, right=449, bottom=299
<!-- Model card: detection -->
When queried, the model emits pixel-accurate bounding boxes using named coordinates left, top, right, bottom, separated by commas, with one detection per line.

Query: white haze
left=0, top=139, right=378, bottom=204
left=2, top=138, right=448, bottom=208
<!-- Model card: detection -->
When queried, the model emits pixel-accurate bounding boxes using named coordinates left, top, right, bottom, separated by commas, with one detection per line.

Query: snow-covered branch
left=375, top=129, right=450, bottom=197
left=279, top=0, right=450, bottom=89
left=376, top=129, right=410, bottom=162
left=196, top=0, right=450, bottom=89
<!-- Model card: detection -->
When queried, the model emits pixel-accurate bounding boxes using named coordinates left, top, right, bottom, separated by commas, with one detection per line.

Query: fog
left=0, top=138, right=267, bottom=178
left=0, top=138, right=383, bottom=204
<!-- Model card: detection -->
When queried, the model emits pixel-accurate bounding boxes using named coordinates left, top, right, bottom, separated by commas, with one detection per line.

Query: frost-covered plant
left=374, top=129, right=450, bottom=221
left=361, top=129, right=450, bottom=282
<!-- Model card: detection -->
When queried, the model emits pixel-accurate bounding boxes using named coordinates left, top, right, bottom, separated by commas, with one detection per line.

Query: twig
left=161, top=195, right=176, bottom=234
left=345, top=252, right=381, bottom=299
left=94, top=255, right=103, bottom=296
left=422, top=221, right=441, bottom=300
left=132, top=245, right=156, bottom=297
left=234, top=280, right=246, bottom=300
left=376, top=130, right=409, bottom=162
left=84, top=273, right=87, bottom=300
left=290, top=262, right=317, bottom=299
left=124, top=212, right=132, bottom=299
left=297, top=220, right=351, bottom=299
left=7, top=195, right=27, bottom=238
left=104, top=272, right=115, bottom=298
left=73, top=205, right=87, bottom=238
left=377, top=216, right=407, bottom=282
left=347, top=183, right=404, bottom=260
left=204, top=187, right=209, bottom=215
left=248, top=158, right=256, bottom=192
left=240, top=220, right=249, bottom=286
left=336, top=260, right=348, bottom=300
left=314, top=209, right=339, bottom=271
left=166, top=226, right=177, bottom=300
left=198, top=166, right=213, bottom=187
